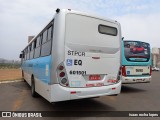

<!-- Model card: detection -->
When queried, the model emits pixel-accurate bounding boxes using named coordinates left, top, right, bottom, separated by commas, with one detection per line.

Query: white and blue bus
left=19, top=9, right=122, bottom=102
left=121, top=40, right=152, bottom=83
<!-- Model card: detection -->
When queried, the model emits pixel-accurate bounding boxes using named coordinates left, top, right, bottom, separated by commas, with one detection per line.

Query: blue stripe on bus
left=22, top=55, right=52, bottom=84
left=129, top=58, right=147, bottom=61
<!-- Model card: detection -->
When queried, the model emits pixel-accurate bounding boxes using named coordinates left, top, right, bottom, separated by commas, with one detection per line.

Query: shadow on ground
left=121, top=85, right=146, bottom=93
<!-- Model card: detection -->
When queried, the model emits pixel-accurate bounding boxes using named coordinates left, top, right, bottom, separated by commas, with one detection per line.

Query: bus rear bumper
left=122, top=76, right=151, bottom=84
left=50, top=81, right=121, bottom=102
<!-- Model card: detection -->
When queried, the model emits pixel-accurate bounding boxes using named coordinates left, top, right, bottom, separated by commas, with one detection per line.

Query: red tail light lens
left=150, top=66, right=152, bottom=75
left=70, top=91, right=76, bottom=94
left=59, top=72, right=65, bottom=77
left=121, top=66, right=126, bottom=77
left=112, top=87, right=116, bottom=90
left=59, top=65, right=64, bottom=70
left=57, top=63, right=69, bottom=87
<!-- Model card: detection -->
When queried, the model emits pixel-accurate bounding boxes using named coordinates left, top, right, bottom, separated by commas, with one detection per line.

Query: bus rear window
left=98, top=25, right=117, bottom=36
left=124, top=41, right=150, bottom=62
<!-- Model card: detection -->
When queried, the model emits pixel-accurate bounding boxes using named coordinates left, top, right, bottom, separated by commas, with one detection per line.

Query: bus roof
left=63, top=9, right=119, bottom=24
left=123, top=40, right=150, bottom=44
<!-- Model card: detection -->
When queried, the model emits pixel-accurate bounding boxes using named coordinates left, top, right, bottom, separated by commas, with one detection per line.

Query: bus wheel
left=31, top=76, right=38, bottom=97
left=22, top=71, right=26, bottom=82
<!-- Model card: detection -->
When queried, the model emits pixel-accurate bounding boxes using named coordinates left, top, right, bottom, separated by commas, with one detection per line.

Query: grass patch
left=0, top=69, right=22, bottom=81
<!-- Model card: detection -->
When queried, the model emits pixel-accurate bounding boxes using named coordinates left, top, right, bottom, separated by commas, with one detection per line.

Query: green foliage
left=0, top=63, right=21, bottom=69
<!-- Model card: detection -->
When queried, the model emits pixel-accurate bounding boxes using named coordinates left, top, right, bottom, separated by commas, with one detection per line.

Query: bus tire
left=22, top=70, right=26, bottom=82
left=31, top=76, right=38, bottom=97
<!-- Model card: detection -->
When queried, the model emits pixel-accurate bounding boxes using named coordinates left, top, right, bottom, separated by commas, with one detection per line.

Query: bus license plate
left=89, top=75, right=101, bottom=80
left=136, top=79, right=142, bottom=82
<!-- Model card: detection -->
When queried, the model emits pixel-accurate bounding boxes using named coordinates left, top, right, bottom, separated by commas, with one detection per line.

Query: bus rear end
left=121, top=40, right=152, bottom=83
left=52, top=11, right=122, bottom=102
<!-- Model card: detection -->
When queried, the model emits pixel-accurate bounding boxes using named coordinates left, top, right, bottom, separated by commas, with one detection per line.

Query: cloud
left=0, top=0, right=160, bottom=59
left=116, top=13, right=160, bottom=48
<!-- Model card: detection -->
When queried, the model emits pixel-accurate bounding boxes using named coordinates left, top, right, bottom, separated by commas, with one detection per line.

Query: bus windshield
left=124, top=41, right=150, bottom=62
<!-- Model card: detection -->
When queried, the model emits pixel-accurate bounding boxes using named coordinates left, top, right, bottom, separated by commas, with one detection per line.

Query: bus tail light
left=121, top=66, right=126, bottom=77
left=117, top=67, right=121, bottom=81
left=59, top=72, right=65, bottom=77
left=108, top=67, right=121, bottom=84
left=57, top=63, right=69, bottom=87
left=150, top=66, right=152, bottom=75
left=58, top=65, right=64, bottom=70
left=61, top=78, right=68, bottom=85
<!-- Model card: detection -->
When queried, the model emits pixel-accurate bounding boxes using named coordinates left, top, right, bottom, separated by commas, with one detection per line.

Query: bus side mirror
left=19, top=54, right=24, bottom=58
left=122, top=37, right=124, bottom=40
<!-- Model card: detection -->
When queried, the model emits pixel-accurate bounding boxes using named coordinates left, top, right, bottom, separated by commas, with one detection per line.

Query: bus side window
left=22, top=50, right=25, bottom=61
left=28, top=44, right=32, bottom=60
left=30, top=42, right=34, bottom=59
left=24, top=48, right=26, bottom=60
left=41, top=25, right=53, bottom=57
left=34, top=39, right=37, bottom=49
left=47, top=26, right=53, bottom=41
left=42, top=30, right=47, bottom=44
left=34, top=36, right=41, bottom=58
left=26, top=47, right=29, bottom=60
left=26, top=48, right=28, bottom=60
left=23, top=50, right=25, bottom=61
left=30, top=44, right=32, bottom=51
left=36, top=37, right=39, bottom=47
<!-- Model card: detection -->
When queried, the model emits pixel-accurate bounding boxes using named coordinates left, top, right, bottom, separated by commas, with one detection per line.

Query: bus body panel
left=34, top=77, right=51, bottom=101
left=125, top=66, right=150, bottom=76
left=65, top=13, right=120, bottom=50
left=50, top=10, right=66, bottom=84
left=122, top=76, right=151, bottom=84
left=64, top=13, right=121, bottom=88
left=50, top=81, right=121, bottom=102
left=23, top=72, right=32, bottom=86
left=65, top=47, right=120, bottom=88
left=22, top=56, right=52, bottom=84
left=22, top=55, right=52, bottom=101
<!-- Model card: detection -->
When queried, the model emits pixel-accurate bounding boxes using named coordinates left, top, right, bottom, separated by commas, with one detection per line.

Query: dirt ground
left=0, top=69, right=22, bottom=81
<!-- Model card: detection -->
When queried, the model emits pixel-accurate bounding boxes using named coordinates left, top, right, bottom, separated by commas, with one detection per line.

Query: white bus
left=19, top=9, right=122, bottom=102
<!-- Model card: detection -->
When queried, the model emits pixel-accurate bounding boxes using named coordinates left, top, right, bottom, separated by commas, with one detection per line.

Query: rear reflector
left=112, top=87, right=116, bottom=90
left=86, top=84, right=94, bottom=87
left=108, top=79, right=117, bottom=83
left=70, top=91, right=76, bottom=94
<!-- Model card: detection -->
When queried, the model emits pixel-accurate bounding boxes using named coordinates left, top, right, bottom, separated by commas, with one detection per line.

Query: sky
left=0, top=0, right=160, bottom=60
